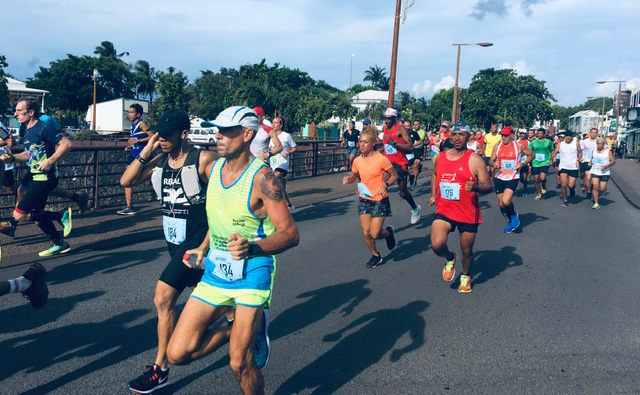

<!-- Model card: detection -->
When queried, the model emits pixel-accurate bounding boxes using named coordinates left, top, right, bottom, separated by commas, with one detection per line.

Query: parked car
left=188, top=127, right=217, bottom=144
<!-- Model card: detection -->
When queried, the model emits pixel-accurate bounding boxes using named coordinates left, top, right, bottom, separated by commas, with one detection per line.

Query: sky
left=1, top=0, right=638, bottom=107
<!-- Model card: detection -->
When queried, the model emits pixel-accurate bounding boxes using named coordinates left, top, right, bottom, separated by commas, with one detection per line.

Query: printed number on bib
left=163, top=216, right=186, bottom=245
left=406, top=153, right=415, bottom=160
left=357, top=182, right=373, bottom=198
left=210, top=250, right=246, bottom=282
left=269, top=154, right=282, bottom=168
left=501, top=159, right=516, bottom=170
left=439, top=182, right=460, bottom=200
left=384, top=144, right=397, bottom=155
left=535, top=153, right=546, bottom=162
left=520, top=155, right=528, bottom=163
left=347, top=141, right=356, bottom=148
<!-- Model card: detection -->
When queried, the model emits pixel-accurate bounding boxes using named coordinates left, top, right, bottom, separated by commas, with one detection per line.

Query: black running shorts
left=434, top=213, right=478, bottom=233
left=160, top=235, right=206, bottom=293
left=16, top=177, right=58, bottom=213
left=493, top=178, right=519, bottom=194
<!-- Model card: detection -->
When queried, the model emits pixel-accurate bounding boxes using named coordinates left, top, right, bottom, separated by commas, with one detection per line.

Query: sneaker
left=410, top=205, right=421, bottom=225
left=592, top=203, right=601, bottom=210
left=38, top=241, right=71, bottom=257
left=288, top=205, right=296, bottom=214
left=117, top=206, right=137, bottom=215
left=22, top=263, right=48, bottom=309
left=385, top=226, right=396, bottom=250
left=60, top=207, right=72, bottom=237
left=534, top=194, right=542, bottom=200
left=0, top=221, right=16, bottom=237
left=442, top=252, right=457, bottom=281
left=254, top=309, right=271, bottom=368
left=366, top=254, right=383, bottom=269
left=128, top=364, right=169, bottom=394
left=509, top=212, right=520, bottom=232
left=503, top=223, right=514, bottom=234
left=541, top=188, right=547, bottom=195
left=458, top=274, right=472, bottom=293
left=76, top=192, right=89, bottom=214
left=561, top=201, right=569, bottom=208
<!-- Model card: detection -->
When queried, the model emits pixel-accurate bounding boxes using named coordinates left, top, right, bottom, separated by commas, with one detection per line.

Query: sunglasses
left=384, top=117, right=394, bottom=120
left=441, top=125, right=449, bottom=128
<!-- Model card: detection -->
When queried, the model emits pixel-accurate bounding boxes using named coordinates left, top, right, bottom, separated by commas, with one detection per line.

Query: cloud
left=469, top=0, right=507, bottom=20
left=500, top=60, right=534, bottom=76
left=590, top=73, right=640, bottom=97
left=521, top=0, right=547, bottom=17
left=411, top=79, right=432, bottom=97
left=434, top=76, right=455, bottom=92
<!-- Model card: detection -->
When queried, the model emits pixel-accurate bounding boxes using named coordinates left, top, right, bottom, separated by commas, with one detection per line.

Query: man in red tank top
left=382, top=108, right=421, bottom=224
left=428, top=124, right=492, bottom=293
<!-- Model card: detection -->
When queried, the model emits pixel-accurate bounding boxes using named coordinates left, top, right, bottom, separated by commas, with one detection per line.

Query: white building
left=568, top=110, right=599, bottom=134
left=85, top=98, right=149, bottom=134
left=5, top=77, right=49, bottom=129
left=350, top=89, right=396, bottom=113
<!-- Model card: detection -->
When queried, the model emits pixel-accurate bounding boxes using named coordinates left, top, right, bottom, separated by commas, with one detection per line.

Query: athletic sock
left=500, top=206, right=508, bottom=219
left=8, top=276, right=32, bottom=293
left=31, top=210, right=63, bottom=223
left=542, top=181, right=547, bottom=189
left=9, top=218, right=18, bottom=228
left=447, top=251, right=455, bottom=261
left=32, top=215, right=62, bottom=244
left=405, top=193, right=417, bottom=210
left=569, top=187, right=575, bottom=197
left=505, top=203, right=516, bottom=217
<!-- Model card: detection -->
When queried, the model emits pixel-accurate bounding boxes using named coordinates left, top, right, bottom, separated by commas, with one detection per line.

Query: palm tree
left=363, top=65, right=388, bottom=90
left=133, top=60, right=156, bottom=104
left=94, top=41, right=118, bottom=59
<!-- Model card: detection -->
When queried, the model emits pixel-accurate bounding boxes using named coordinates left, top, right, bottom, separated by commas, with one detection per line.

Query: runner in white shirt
left=269, top=116, right=297, bottom=212
left=551, top=131, right=582, bottom=207
left=580, top=128, right=598, bottom=199
left=589, top=138, right=615, bottom=209
left=249, top=106, right=283, bottom=163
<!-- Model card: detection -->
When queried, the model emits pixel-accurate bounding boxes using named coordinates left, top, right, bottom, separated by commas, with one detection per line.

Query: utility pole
left=92, top=69, right=99, bottom=131
left=387, top=0, right=402, bottom=108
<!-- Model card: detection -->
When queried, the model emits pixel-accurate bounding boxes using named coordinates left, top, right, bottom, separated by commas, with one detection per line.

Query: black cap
left=151, top=110, right=190, bottom=136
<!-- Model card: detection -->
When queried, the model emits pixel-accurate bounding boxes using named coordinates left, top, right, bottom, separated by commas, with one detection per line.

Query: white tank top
left=591, top=148, right=611, bottom=176
left=467, top=141, right=479, bottom=153
left=581, top=138, right=597, bottom=162
left=558, top=140, right=579, bottom=170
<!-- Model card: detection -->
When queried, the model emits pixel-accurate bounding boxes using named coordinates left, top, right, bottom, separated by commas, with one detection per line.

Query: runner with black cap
left=121, top=109, right=218, bottom=394
left=551, top=130, right=582, bottom=207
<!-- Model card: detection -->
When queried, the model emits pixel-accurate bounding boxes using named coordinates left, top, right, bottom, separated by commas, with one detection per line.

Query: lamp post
left=596, top=80, right=626, bottom=136
left=451, top=42, right=493, bottom=124
left=92, top=69, right=100, bottom=131
left=349, top=53, right=355, bottom=90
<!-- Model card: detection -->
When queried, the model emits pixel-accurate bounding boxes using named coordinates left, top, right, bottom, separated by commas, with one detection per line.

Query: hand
left=37, top=158, right=52, bottom=171
left=148, top=132, right=161, bottom=151
left=428, top=195, right=436, bottom=206
left=124, top=146, right=132, bottom=152
left=515, top=162, right=522, bottom=170
left=257, top=152, right=269, bottom=161
left=377, top=185, right=388, bottom=198
left=127, top=137, right=139, bottom=145
left=281, top=151, right=289, bottom=159
left=0, top=153, right=12, bottom=163
left=465, top=180, right=476, bottom=192
left=342, top=176, right=353, bottom=185
left=182, top=248, right=206, bottom=269
left=227, top=233, right=250, bottom=260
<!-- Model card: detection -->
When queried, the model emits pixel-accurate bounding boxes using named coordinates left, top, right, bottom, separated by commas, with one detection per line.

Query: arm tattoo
left=260, top=170, right=284, bottom=202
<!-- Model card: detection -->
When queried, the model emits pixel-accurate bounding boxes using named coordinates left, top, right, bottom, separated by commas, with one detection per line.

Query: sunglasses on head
left=441, top=125, right=449, bottom=128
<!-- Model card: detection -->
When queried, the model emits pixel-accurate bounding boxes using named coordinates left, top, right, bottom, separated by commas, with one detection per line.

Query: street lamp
left=451, top=42, right=493, bottom=123
left=349, top=53, right=355, bottom=90
left=596, top=79, right=626, bottom=136
left=92, top=69, right=100, bottom=131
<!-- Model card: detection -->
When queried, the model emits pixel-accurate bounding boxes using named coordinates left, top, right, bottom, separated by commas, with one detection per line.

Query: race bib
left=406, top=153, right=415, bottom=161
left=501, top=159, right=517, bottom=170
left=535, top=153, right=546, bottom=162
left=357, top=182, right=373, bottom=198
left=384, top=144, right=397, bottom=155
left=163, top=216, right=186, bottom=245
left=583, top=151, right=593, bottom=160
left=210, top=249, right=247, bottom=282
left=520, top=155, right=528, bottom=163
left=439, top=182, right=460, bottom=200
left=593, top=157, right=604, bottom=164
left=347, top=141, right=356, bottom=148
left=269, top=154, right=282, bottom=168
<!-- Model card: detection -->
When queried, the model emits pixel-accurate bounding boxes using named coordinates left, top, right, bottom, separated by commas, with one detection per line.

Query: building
left=568, top=110, right=599, bottom=134
left=85, top=98, right=149, bottom=134
left=5, top=77, right=49, bottom=129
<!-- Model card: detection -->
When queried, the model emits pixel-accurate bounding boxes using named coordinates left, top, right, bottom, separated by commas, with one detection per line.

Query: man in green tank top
left=167, top=106, right=299, bottom=394
left=529, top=128, right=554, bottom=200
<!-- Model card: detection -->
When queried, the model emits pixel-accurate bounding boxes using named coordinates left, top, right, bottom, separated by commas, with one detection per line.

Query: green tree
left=187, top=70, right=230, bottom=120
left=133, top=60, right=156, bottom=104
left=0, top=54, right=10, bottom=116
left=346, top=83, right=370, bottom=95
left=363, top=65, right=390, bottom=90
left=425, top=88, right=456, bottom=127
left=152, top=67, right=190, bottom=120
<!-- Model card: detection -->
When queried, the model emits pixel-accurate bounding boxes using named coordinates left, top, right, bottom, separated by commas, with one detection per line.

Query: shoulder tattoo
left=260, top=170, right=284, bottom=202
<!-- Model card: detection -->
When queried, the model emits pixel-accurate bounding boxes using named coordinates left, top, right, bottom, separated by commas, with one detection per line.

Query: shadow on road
left=514, top=212, right=549, bottom=232
left=292, top=200, right=353, bottom=223
left=275, top=300, right=429, bottom=394
left=270, top=279, right=372, bottom=342
left=450, top=246, right=523, bottom=289
left=289, top=187, right=332, bottom=198
left=386, top=235, right=431, bottom=263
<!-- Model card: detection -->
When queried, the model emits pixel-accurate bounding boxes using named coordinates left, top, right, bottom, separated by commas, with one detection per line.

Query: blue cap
left=362, top=118, right=371, bottom=125
left=452, top=122, right=470, bottom=133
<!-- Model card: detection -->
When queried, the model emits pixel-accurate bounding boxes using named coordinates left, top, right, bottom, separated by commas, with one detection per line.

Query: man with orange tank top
left=382, top=108, right=421, bottom=224
left=428, top=123, right=491, bottom=293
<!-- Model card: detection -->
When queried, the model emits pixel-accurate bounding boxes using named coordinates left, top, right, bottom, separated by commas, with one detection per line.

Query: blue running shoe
left=509, top=212, right=520, bottom=232
left=254, top=308, right=271, bottom=368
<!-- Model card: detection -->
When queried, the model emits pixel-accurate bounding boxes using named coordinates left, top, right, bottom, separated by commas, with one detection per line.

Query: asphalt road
left=1, top=170, right=640, bottom=394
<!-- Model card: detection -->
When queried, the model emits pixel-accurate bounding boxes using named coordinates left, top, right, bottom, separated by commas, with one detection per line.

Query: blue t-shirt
left=23, top=120, right=62, bottom=177
left=130, top=119, right=148, bottom=158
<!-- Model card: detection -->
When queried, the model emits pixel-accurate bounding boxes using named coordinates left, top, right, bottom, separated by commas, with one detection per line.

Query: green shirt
left=416, top=129, right=426, bottom=141
left=529, top=138, right=554, bottom=167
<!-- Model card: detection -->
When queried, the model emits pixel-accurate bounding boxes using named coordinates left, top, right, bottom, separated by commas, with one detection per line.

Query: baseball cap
left=253, top=107, right=265, bottom=116
left=452, top=122, right=470, bottom=133
left=151, top=110, right=190, bottom=136
left=384, top=108, right=398, bottom=118
left=362, top=118, right=371, bottom=125
left=202, top=106, right=259, bottom=132
left=500, top=126, right=514, bottom=135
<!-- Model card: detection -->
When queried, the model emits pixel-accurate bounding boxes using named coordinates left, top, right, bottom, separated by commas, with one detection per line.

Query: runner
left=410, top=120, right=427, bottom=187
left=467, top=131, right=480, bottom=154
left=121, top=110, right=218, bottom=393
left=428, top=125, right=491, bottom=293
left=269, top=116, right=297, bottom=212
left=342, top=120, right=359, bottom=170
left=529, top=128, right=554, bottom=200
left=517, top=131, right=531, bottom=196
left=438, top=121, right=454, bottom=152
left=489, top=127, right=533, bottom=233
left=589, top=138, right=616, bottom=209
left=429, top=132, right=441, bottom=164
left=165, top=106, right=299, bottom=394
left=551, top=131, right=582, bottom=207
left=0, top=98, right=73, bottom=257
left=249, top=106, right=283, bottom=164
left=117, top=103, right=152, bottom=215
left=580, top=128, right=598, bottom=199
left=0, top=263, right=48, bottom=308
left=474, top=130, right=485, bottom=157
left=483, top=124, right=502, bottom=172
left=0, top=121, right=15, bottom=194
left=403, top=119, right=420, bottom=187
left=343, top=129, right=398, bottom=268
left=553, top=132, right=565, bottom=187
left=381, top=108, right=421, bottom=224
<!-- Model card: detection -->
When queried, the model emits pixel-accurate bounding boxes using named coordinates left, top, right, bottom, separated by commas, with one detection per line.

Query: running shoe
left=128, top=364, right=169, bottom=394
left=22, top=263, right=48, bottom=309
left=442, top=252, right=457, bottom=281
left=592, top=203, right=601, bottom=210
left=60, top=207, right=72, bottom=237
left=458, top=274, right=472, bottom=293
left=117, top=206, right=137, bottom=215
left=410, top=205, right=421, bottom=225
left=76, top=192, right=89, bottom=214
left=534, top=194, right=542, bottom=200
left=366, top=254, right=383, bottom=268
left=254, top=308, right=271, bottom=368
left=385, top=226, right=396, bottom=250
left=38, top=241, right=71, bottom=257
left=0, top=221, right=16, bottom=237
left=509, top=212, right=520, bottom=232
left=541, top=188, right=547, bottom=196
left=561, top=201, right=569, bottom=208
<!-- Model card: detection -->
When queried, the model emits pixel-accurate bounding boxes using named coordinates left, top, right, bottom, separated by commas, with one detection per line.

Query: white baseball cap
left=384, top=108, right=399, bottom=118
left=202, top=106, right=259, bottom=132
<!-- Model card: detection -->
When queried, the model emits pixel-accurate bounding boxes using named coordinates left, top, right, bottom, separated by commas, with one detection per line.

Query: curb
left=610, top=173, right=640, bottom=211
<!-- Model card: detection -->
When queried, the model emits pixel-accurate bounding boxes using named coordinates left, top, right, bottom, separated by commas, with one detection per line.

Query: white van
left=189, top=127, right=217, bottom=144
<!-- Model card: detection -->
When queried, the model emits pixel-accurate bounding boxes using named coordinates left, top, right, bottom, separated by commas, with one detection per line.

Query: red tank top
left=436, top=150, right=481, bottom=224
left=495, top=141, right=520, bottom=181
left=382, top=123, right=408, bottom=166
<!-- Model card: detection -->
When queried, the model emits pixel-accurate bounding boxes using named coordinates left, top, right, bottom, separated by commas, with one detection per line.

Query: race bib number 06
left=439, top=182, right=460, bottom=200
left=210, top=250, right=246, bottom=282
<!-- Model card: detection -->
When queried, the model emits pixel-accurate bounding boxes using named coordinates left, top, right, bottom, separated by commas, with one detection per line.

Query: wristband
left=384, top=181, right=390, bottom=188
left=136, top=155, right=149, bottom=165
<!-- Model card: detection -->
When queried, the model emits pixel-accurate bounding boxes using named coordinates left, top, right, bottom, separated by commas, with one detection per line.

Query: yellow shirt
left=484, top=133, right=502, bottom=157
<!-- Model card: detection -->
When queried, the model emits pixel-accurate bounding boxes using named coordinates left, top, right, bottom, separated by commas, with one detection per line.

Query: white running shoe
left=410, top=205, right=421, bottom=224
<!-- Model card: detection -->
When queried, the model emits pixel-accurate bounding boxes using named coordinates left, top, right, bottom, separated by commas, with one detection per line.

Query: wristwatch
left=248, top=242, right=262, bottom=258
